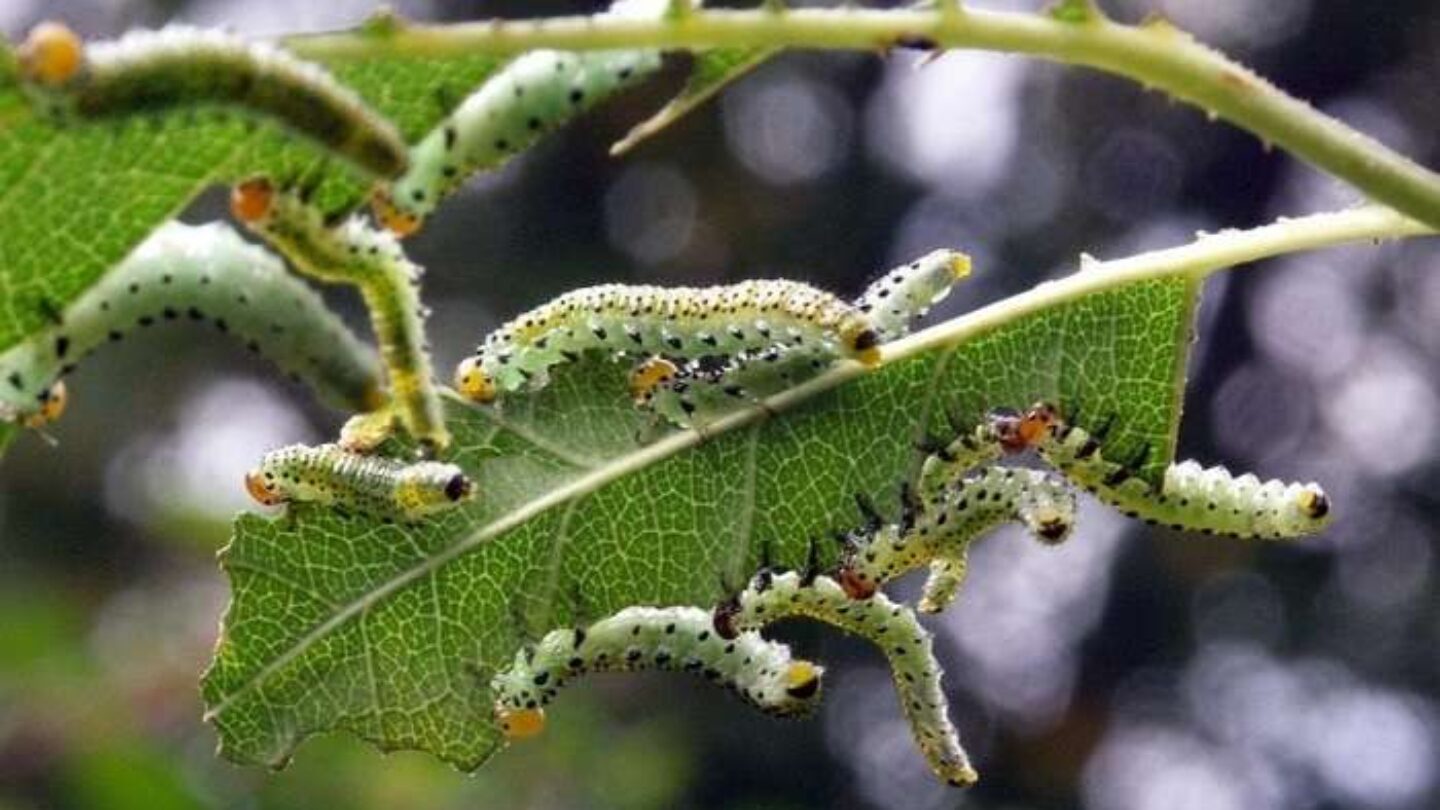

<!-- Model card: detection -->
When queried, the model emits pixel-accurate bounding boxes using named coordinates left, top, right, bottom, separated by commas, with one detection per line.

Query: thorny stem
left=287, top=6, right=1440, bottom=230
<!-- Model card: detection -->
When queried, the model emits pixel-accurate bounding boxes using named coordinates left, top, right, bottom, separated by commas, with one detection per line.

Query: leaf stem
left=763, top=205, right=1433, bottom=417
left=287, top=7, right=1440, bottom=230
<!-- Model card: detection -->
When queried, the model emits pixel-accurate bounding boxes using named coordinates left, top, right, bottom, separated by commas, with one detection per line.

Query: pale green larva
left=626, top=250, right=972, bottom=430
left=17, top=22, right=406, bottom=179
left=489, top=605, right=825, bottom=741
left=0, top=221, right=382, bottom=428
left=245, top=442, right=473, bottom=521
left=1019, top=403, right=1332, bottom=539
left=836, top=467, right=1077, bottom=606
left=713, top=570, right=977, bottom=788
left=231, top=178, right=449, bottom=452
left=455, top=280, right=882, bottom=404
left=371, top=0, right=668, bottom=236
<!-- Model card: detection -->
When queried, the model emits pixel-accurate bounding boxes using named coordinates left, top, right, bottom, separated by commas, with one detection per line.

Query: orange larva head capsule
left=495, top=705, right=546, bottom=741
left=370, top=187, right=421, bottom=238
left=22, top=381, right=68, bottom=428
left=1017, top=401, right=1060, bottom=448
left=244, top=469, right=283, bottom=506
left=230, top=177, right=276, bottom=224
left=19, top=21, right=84, bottom=86
left=454, top=356, right=497, bottom=404
left=784, top=660, right=823, bottom=700
left=627, top=357, right=679, bottom=404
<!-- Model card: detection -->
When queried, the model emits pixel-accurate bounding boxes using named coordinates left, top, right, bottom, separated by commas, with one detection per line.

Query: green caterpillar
left=713, top=569, right=977, bottom=788
left=245, top=442, right=473, bottom=521
left=371, top=0, right=667, bottom=236
left=455, top=279, right=882, bottom=405
left=231, top=177, right=449, bottom=452
left=837, top=466, right=1077, bottom=610
left=0, top=221, right=382, bottom=430
left=628, top=250, right=971, bottom=430
left=489, top=605, right=825, bottom=741
left=1019, top=403, right=1332, bottom=539
left=17, top=22, right=406, bottom=179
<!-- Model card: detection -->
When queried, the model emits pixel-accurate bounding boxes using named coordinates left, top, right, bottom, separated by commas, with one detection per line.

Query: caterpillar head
left=20, top=381, right=68, bottom=429
left=454, top=356, right=497, bottom=404
left=628, top=357, right=679, bottom=405
left=370, top=186, right=422, bottom=238
left=230, top=177, right=277, bottom=225
left=1027, top=503, right=1075, bottom=544
left=495, top=704, right=546, bottom=741
left=19, top=21, right=83, bottom=86
left=244, top=468, right=285, bottom=506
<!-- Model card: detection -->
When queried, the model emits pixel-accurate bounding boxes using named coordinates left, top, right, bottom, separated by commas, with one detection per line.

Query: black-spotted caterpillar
left=713, top=569, right=977, bottom=787
left=17, top=22, right=406, bottom=179
left=1017, top=402, right=1332, bottom=539
left=372, top=0, right=668, bottom=237
left=628, top=249, right=971, bottom=429
left=0, top=221, right=382, bottom=430
left=231, top=177, right=449, bottom=452
left=245, top=442, right=473, bottom=521
left=489, top=605, right=825, bottom=741
left=454, top=278, right=883, bottom=405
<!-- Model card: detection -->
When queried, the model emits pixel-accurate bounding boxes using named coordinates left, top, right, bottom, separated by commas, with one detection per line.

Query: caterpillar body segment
left=855, top=249, right=971, bottom=341
left=0, top=222, right=382, bottom=428
left=490, top=605, right=825, bottom=740
left=713, top=571, right=977, bottom=788
left=837, top=467, right=1077, bottom=603
left=19, top=23, right=406, bottom=178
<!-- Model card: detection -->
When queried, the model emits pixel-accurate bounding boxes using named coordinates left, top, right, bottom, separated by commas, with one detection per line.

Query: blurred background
left=3, top=0, right=1440, bottom=807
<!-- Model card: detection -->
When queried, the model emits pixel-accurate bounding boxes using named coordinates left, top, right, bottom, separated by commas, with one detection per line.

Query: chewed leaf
left=611, top=46, right=779, bottom=155
left=201, top=274, right=1198, bottom=769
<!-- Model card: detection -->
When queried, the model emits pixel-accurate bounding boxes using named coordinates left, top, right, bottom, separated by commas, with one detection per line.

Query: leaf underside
left=202, top=277, right=1199, bottom=769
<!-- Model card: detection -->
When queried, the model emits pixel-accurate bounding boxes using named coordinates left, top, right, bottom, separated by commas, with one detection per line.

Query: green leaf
left=201, top=275, right=1199, bottom=768
left=0, top=50, right=506, bottom=353
left=611, top=46, right=778, bottom=156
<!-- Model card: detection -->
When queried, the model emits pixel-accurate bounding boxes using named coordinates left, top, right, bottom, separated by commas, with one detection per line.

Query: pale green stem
left=287, top=6, right=1440, bottom=230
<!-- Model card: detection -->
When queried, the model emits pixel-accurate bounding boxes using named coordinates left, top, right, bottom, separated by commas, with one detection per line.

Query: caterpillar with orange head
left=245, top=442, right=473, bottom=522
left=231, top=177, right=449, bottom=452
left=490, top=605, right=825, bottom=742
left=0, top=221, right=382, bottom=431
left=17, top=22, right=406, bottom=179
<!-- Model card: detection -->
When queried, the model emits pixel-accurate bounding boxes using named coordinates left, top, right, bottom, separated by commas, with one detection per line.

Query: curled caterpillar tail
left=457, top=279, right=880, bottom=404
left=0, top=222, right=383, bottom=428
left=245, top=443, right=474, bottom=522
left=855, top=249, right=972, bottom=342
left=20, top=23, right=406, bottom=178
left=837, top=467, right=1077, bottom=603
left=233, top=177, right=450, bottom=452
left=489, top=605, right=825, bottom=741
left=1022, top=402, right=1332, bottom=539
left=714, top=570, right=978, bottom=788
